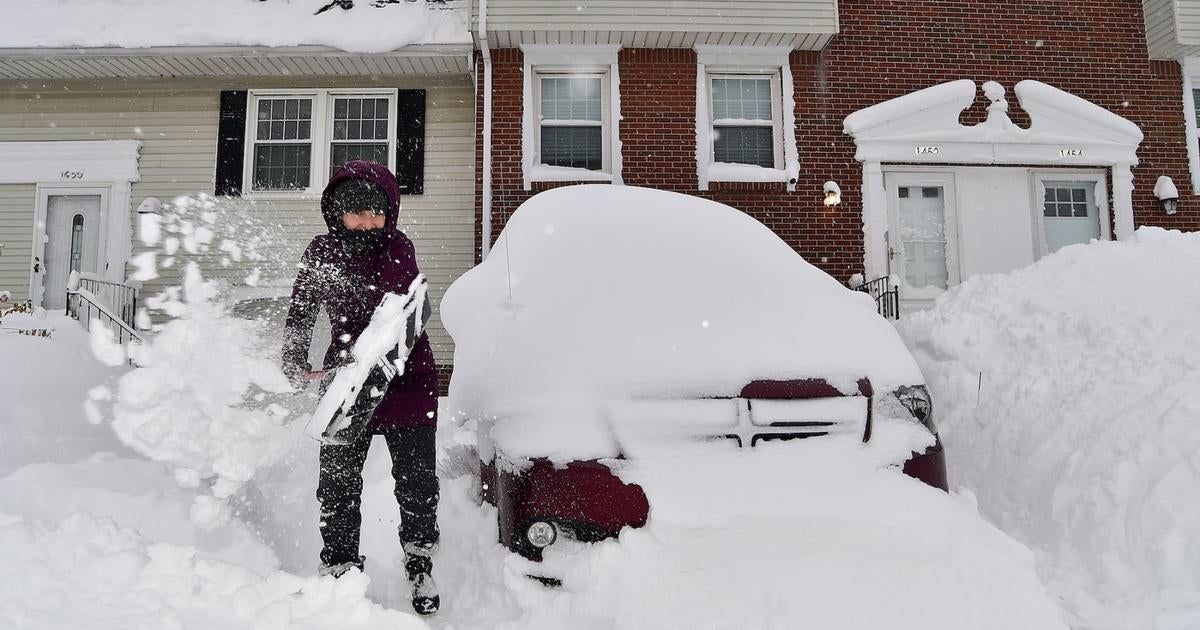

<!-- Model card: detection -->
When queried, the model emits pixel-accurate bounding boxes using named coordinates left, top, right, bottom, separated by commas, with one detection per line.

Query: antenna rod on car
left=505, top=232, right=513, bottom=300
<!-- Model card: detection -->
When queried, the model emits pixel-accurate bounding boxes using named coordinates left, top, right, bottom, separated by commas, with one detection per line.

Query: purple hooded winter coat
left=282, top=160, right=438, bottom=429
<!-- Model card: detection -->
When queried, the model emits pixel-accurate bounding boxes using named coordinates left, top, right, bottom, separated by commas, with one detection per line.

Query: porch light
left=823, top=181, right=842, bottom=207
left=1153, top=176, right=1179, bottom=215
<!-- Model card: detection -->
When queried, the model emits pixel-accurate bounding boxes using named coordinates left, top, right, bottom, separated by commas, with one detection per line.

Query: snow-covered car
left=441, top=185, right=947, bottom=560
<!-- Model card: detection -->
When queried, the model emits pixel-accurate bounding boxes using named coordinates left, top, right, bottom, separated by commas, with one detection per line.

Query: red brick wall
left=475, top=0, right=1200, bottom=282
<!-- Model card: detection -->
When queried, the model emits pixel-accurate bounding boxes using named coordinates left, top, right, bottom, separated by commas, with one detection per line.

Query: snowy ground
left=1, top=309, right=1066, bottom=628
left=6, top=227, right=1197, bottom=628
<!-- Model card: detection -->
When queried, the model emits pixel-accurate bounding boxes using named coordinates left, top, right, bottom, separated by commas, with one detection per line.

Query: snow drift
left=899, top=227, right=1200, bottom=629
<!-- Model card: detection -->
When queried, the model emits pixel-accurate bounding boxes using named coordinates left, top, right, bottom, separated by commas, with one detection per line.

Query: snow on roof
left=0, top=0, right=469, bottom=53
left=442, top=185, right=923, bottom=434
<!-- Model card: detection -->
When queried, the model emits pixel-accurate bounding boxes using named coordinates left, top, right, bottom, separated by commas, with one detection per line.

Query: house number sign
left=59, top=170, right=85, bottom=179
left=1059, top=149, right=1083, bottom=157
left=914, top=146, right=940, bottom=155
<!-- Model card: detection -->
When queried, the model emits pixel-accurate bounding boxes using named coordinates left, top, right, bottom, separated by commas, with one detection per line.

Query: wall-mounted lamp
left=1153, top=175, right=1179, bottom=215
left=823, top=180, right=842, bottom=207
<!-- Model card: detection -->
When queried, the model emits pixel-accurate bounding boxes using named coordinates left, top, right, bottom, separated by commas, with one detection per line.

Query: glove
left=283, top=361, right=312, bottom=392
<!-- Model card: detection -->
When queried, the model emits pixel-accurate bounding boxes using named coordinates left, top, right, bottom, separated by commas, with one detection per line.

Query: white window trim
left=1029, top=170, right=1111, bottom=258
left=242, top=88, right=398, bottom=198
left=521, top=44, right=622, bottom=190
left=1182, top=58, right=1200, bottom=195
left=695, top=45, right=799, bottom=191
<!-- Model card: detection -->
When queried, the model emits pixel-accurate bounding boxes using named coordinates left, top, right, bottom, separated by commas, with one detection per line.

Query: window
left=252, top=97, right=313, bottom=191
left=709, top=75, right=781, bottom=169
left=695, top=45, right=798, bottom=191
left=521, top=44, right=621, bottom=189
left=537, top=75, right=605, bottom=170
left=1037, top=177, right=1105, bottom=254
left=245, top=89, right=397, bottom=194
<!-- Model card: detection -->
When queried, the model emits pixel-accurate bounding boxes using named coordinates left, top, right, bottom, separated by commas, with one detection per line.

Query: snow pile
left=0, top=312, right=134, bottom=476
left=898, top=227, right=1200, bottom=629
left=442, top=185, right=922, bottom=459
left=0, top=0, right=468, bottom=52
left=0, top=496, right=425, bottom=630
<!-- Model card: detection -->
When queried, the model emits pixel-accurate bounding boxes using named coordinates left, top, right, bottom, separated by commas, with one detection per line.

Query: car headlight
left=526, top=521, right=558, bottom=548
left=893, top=385, right=936, bottom=434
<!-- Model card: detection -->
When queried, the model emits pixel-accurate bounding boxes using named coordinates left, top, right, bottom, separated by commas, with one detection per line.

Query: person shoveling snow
left=281, top=160, right=441, bottom=615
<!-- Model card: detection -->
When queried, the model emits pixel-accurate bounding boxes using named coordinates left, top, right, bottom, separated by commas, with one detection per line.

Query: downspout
left=478, top=0, right=494, bottom=260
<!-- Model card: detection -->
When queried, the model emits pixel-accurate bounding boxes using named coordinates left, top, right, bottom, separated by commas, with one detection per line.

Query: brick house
left=473, top=0, right=1200, bottom=313
left=1, top=0, right=1199, bottom=379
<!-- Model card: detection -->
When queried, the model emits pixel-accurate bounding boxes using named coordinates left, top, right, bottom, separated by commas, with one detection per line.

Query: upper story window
left=521, top=44, right=622, bottom=189
left=709, top=75, right=783, bottom=169
left=245, top=89, right=397, bottom=195
left=695, top=46, right=799, bottom=191
left=536, top=74, right=607, bottom=171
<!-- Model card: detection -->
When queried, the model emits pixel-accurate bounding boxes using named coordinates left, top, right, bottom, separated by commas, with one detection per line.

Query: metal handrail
left=852, top=275, right=900, bottom=320
left=67, top=273, right=139, bottom=330
left=67, top=288, right=144, bottom=347
left=65, top=273, right=143, bottom=352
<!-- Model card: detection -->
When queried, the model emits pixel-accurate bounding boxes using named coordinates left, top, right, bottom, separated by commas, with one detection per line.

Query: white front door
left=1033, top=173, right=1109, bottom=255
left=885, top=173, right=960, bottom=311
left=41, top=194, right=101, bottom=309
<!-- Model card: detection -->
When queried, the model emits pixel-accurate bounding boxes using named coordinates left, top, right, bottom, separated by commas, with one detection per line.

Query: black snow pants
left=317, top=424, right=439, bottom=567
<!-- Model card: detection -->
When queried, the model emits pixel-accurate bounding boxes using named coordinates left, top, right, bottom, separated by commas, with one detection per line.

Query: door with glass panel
left=1033, top=173, right=1108, bottom=255
left=42, top=194, right=101, bottom=310
left=885, top=173, right=960, bottom=310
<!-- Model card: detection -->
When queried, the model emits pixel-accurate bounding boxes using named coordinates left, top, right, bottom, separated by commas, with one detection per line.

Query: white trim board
left=0, top=140, right=141, bottom=184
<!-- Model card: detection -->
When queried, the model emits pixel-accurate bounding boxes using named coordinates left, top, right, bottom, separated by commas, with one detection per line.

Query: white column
left=105, top=180, right=134, bottom=283
left=861, top=160, right=889, bottom=279
left=1111, top=162, right=1135, bottom=241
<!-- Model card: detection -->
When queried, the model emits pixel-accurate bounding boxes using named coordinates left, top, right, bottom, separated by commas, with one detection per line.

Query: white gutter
left=478, top=0, right=494, bottom=260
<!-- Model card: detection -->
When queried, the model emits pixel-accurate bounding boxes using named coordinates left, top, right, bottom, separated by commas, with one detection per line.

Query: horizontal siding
left=479, top=0, right=838, bottom=35
left=0, top=75, right=475, bottom=366
left=1177, top=0, right=1200, bottom=44
left=0, top=185, right=35, bottom=302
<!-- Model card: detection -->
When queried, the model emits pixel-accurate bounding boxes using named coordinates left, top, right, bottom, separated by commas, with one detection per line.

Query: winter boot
left=404, top=554, right=439, bottom=615
left=319, top=555, right=365, bottom=578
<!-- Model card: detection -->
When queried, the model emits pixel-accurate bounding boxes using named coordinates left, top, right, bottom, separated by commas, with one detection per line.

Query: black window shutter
left=216, top=91, right=248, bottom=196
left=395, top=89, right=426, bottom=195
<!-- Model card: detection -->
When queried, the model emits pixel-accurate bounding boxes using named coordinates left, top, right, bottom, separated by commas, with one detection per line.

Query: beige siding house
left=0, top=26, right=474, bottom=370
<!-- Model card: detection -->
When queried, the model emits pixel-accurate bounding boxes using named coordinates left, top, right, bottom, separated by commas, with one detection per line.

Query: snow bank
left=0, top=312, right=134, bottom=476
left=442, top=185, right=922, bottom=459
left=0, top=509, right=426, bottom=630
left=0, top=0, right=468, bottom=52
left=898, top=227, right=1200, bottom=629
